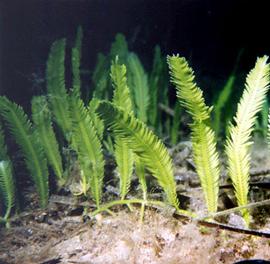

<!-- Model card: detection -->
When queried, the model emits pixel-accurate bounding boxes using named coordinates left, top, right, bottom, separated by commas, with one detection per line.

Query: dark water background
left=1, top=0, right=270, bottom=107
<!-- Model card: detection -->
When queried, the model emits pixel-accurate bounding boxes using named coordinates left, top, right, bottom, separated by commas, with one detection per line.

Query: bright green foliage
left=46, top=39, right=72, bottom=141
left=0, top=125, right=15, bottom=223
left=70, top=97, right=104, bottom=207
left=114, top=138, right=134, bottom=199
left=31, top=96, right=64, bottom=186
left=168, top=55, right=220, bottom=213
left=0, top=96, right=48, bottom=208
left=127, top=53, right=149, bottom=123
left=96, top=101, right=179, bottom=210
left=111, top=58, right=133, bottom=113
left=111, top=58, right=134, bottom=200
left=226, top=56, right=270, bottom=224
left=168, top=55, right=212, bottom=122
left=72, top=26, right=83, bottom=97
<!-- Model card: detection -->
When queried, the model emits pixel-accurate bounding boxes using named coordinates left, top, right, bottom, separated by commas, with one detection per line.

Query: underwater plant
left=111, top=58, right=134, bottom=200
left=72, top=26, right=83, bottom=98
left=225, top=56, right=270, bottom=224
left=168, top=54, right=270, bottom=224
left=168, top=55, right=220, bottom=213
left=46, top=38, right=73, bottom=142
left=96, top=101, right=180, bottom=211
left=0, top=124, right=15, bottom=227
left=0, top=97, right=49, bottom=208
left=31, top=96, right=64, bottom=187
left=69, top=96, right=104, bottom=206
left=127, top=53, right=150, bottom=123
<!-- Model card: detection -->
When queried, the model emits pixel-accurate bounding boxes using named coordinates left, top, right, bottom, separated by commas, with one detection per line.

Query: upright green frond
left=127, top=53, right=149, bottom=123
left=46, top=39, right=72, bottom=140
left=70, top=97, right=104, bottom=207
left=148, top=45, right=165, bottom=128
left=111, top=58, right=134, bottom=199
left=0, top=161, right=15, bottom=221
left=96, top=101, right=179, bottom=210
left=111, top=57, right=133, bottom=112
left=110, top=58, right=134, bottom=198
left=110, top=33, right=129, bottom=62
left=0, top=96, right=48, bottom=208
left=114, top=137, right=134, bottom=199
left=72, top=26, right=83, bottom=97
left=31, top=96, right=64, bottom=186
left=167, top=55, right=212, bottom=122
left=191, top=122, right=220, bottom=212
left=92, top=53, right=110, bottom=99
left=168, top=54, right=220, bottom=213
left=226, top=56, right=270, bottom=224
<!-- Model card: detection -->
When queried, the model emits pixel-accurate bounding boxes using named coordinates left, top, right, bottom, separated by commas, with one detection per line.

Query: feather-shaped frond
left=114, top=137, right=134, bottom=199
left=72, top=26, right=83, bottom=97
left=167, top=55, right=212, bottom=122
left=148, top=45, right=165, bottom=128
left=191, top=121, right=220, bottom=212
left=0, top=161, right=15, bottom=220
left=70, top=97, right=104, bottom=207
left=110, top=33, right=129, bottom=62
left=111, top=57, right=133, bottom=112
left=226, top=56, right=270, bottom=223
left=92, top=53, right=110, bottom=99
left=31, top=96, right=64, bottom=186
left=127, top=53, right=149, bottom=123
left=0, top=96, right=48, bottom=208
left=111, top=58, right=134, bottom=199
left=96, top=101, right=179, bottom=209
left=168, top=54, right=220, bottom=212
left=46, top=39, right=72, bottom=140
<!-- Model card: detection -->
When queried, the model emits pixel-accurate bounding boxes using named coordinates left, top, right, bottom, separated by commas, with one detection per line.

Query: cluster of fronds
left=31, top=96, right=64, bottom=186
left=97, top=101, right=179, bottom=210
left=0, top=97, right=49, bottom=208
left=2, top=26, right=270, bottom=229
left=168, top=54, right=270, bottom=224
